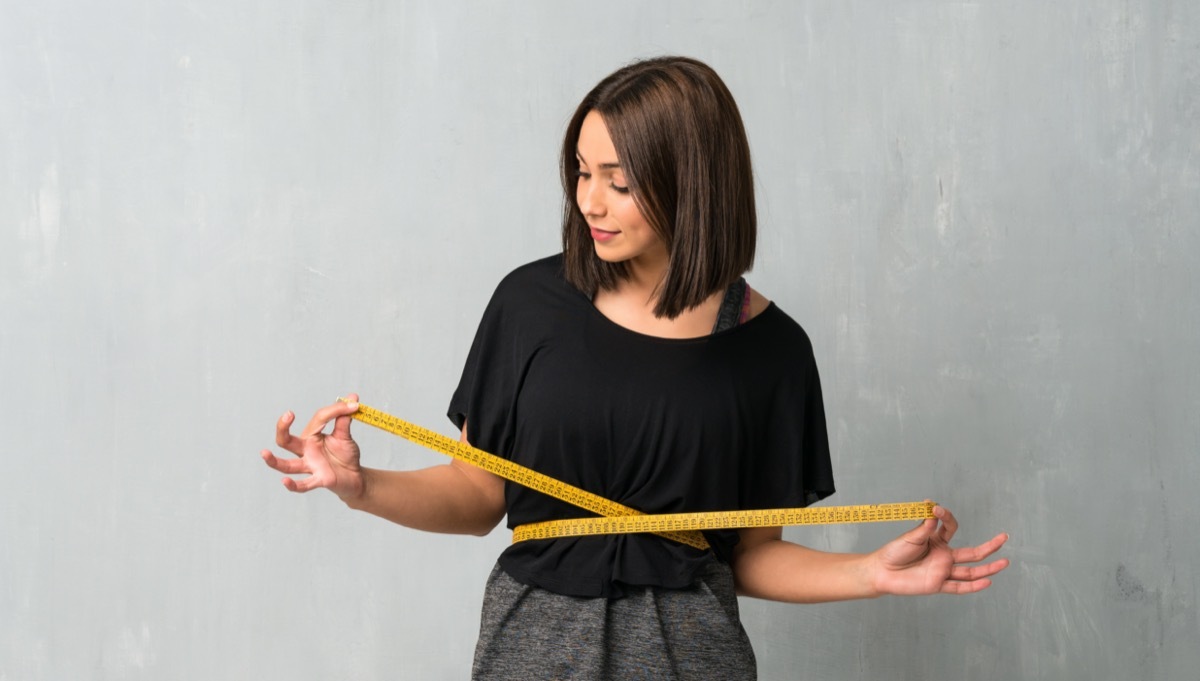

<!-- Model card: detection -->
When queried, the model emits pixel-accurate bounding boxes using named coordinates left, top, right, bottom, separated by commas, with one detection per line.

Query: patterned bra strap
left=738, top=280, right=753, bottom=325
left=711, top=277, right=748, bottom=334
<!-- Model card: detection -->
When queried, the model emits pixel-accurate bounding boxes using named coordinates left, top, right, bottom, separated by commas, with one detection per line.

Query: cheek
left=617, top=197, right=650, bottom=231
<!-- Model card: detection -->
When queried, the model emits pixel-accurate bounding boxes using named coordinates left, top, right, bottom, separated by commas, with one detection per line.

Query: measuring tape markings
left=347, top=401, right=709, bottom=549
left=344, top=401, right=934, bottom=549
left=512, top=502, right=936, bottom=544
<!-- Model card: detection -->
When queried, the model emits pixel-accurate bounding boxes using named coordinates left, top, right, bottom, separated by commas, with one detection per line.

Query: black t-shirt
left=448, top=255, right=834, bottom=598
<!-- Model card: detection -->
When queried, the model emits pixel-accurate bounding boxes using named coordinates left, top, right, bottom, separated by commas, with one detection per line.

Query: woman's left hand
left=870, top=504, right=1009, bottom=596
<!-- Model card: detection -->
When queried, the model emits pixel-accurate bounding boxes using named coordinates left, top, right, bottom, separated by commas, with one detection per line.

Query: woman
left=261, top=56, right=1009, bottom=680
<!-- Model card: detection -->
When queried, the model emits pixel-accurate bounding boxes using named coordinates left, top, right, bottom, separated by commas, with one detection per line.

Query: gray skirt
left=472, top=560, right=757, bottom=680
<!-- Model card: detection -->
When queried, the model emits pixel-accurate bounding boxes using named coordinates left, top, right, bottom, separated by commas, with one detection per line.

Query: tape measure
left=512, top=502, right=936, bottom=544
left=343, top=400, right=935, bottom=550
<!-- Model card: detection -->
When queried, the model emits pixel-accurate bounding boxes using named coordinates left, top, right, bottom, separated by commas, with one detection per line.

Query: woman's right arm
left=260, top=395, right=507, bottom=536
left=348, top=430, right=506, bottom=536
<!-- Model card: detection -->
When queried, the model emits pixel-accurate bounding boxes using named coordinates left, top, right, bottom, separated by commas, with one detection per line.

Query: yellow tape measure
left=512, top=502, right=936, bottom=544
left=344, top=400, right=935, bottom=550
left=345, top=400, right=709, bottom=548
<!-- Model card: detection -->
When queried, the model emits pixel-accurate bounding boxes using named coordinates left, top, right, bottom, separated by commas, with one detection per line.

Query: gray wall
left=3, top=1, right=1197, bottom=679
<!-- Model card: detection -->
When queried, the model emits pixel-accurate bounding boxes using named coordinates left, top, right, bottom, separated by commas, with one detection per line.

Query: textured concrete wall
left=2, top=1, right=1197, bottom=678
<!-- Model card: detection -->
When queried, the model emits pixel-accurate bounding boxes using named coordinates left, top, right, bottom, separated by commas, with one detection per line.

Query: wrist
left=340, top=467, right=372, bottom=510
left=861, top=550, right=887, bottom=599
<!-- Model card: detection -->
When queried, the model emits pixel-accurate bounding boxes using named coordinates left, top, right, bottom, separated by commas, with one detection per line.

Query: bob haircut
left=560, top=56, right=757, bottom=319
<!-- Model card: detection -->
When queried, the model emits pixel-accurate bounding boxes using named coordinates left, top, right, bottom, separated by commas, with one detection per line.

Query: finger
left=951, top=533, right=1009, bottom=564
left=949, top=557, right=1009, bottom=582
left=274, top=411, right=303, bottom=455
left=300, top=399, right=360, bottom=439
left=940, top=577, right=993, bottom=595
left=933, top=504, right=958, bottom=543
left=281, top=470, right=329, bottom=493
left=901, top=517, right=938, bottom=546
left=331, top=392, right=360, bottom=440
left=261, top=450, right=308, bottom=475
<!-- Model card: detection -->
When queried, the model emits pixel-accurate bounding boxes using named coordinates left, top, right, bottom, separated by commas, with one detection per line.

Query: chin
left=592, top=246, right=631, bottom=263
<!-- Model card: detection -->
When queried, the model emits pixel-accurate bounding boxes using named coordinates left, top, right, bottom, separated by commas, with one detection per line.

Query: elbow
left=468, top=510, right=506, bottom=537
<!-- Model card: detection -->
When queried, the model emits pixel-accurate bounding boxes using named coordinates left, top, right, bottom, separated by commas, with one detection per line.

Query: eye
left=574, top=169, right=592, bottom=180
left=610, top=182, right=630, bottom=194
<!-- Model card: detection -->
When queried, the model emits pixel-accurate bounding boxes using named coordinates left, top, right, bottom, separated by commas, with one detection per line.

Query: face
left=575, top=110, right=667, bottom=273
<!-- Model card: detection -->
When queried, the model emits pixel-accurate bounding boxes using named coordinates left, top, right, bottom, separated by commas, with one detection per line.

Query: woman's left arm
left=730, top=505, right=1009, bottom=603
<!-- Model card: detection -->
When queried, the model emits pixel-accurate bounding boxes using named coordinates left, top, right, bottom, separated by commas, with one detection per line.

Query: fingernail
left=346, top=401, right=359, bottom=409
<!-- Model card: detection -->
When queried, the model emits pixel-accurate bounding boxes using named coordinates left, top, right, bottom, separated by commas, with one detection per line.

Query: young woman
left=262, top=56, right=1009, bottom=680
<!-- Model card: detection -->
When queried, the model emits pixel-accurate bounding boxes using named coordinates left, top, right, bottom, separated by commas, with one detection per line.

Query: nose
left=577, top=176, right=605, bottom=218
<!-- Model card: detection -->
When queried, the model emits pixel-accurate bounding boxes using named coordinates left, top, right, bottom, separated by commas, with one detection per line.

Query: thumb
left=879, top=517, right=937, bottom=569
left=900, top=517, right=938, bottom=546
left=332, top=393, right=360, bottom=440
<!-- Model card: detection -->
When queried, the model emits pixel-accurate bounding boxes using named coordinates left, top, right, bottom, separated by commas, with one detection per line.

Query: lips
left=589, top=227, right=619, bottom=243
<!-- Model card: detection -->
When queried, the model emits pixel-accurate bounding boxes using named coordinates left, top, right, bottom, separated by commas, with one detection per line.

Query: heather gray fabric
left=473, top=561, right=756, bottom=680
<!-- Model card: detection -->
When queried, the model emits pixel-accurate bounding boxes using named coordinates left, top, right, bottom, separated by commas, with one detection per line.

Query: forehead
left=576, top=110, right=619, bottom=163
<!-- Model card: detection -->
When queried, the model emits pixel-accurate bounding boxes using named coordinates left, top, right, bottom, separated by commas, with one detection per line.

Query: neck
left=621, top=250, right=669, bottom=302
left=593, top=270, right=726, bottom=339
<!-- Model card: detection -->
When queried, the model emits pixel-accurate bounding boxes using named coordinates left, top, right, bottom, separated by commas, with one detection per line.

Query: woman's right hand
left=260, top=394, right=365, bottom=503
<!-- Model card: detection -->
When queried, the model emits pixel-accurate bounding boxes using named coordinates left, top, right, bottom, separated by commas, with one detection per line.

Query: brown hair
left=560, top=56, right=757, bottom=319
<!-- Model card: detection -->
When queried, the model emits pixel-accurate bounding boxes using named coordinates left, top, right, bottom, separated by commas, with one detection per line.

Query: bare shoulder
left=746, top=286, right=771, bottom=321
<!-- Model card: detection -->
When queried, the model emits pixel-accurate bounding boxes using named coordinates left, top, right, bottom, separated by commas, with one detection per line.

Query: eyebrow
left=576, top=150, right=621, bottom=170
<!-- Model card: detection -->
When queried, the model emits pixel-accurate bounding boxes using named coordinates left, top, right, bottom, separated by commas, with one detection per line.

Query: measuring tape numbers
left=343, top=400, right=935, bottom=550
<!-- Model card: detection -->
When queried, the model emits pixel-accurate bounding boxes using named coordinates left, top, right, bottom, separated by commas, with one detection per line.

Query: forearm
left=344, top=463, right=505, bottom=536
left=732, top=537, right=881, bottom=603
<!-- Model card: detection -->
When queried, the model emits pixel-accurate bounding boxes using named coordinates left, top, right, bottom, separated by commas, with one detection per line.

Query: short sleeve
left=740, top=335, right=835, bottom=509
left=447, top=283, right=522, bottom=458
left=797, top=360, right=835, bottom=505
